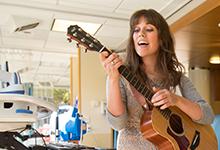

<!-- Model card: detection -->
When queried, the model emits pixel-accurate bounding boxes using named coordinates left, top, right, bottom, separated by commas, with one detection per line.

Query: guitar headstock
left=67, top=25, right=104, bottom=53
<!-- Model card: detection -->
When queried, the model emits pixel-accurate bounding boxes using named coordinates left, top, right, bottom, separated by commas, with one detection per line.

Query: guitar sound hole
left=169, top=114, right=184, bottom=134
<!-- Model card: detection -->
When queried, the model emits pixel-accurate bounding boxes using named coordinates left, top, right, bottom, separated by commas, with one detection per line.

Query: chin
left=136, top=50, right=147, bottom=56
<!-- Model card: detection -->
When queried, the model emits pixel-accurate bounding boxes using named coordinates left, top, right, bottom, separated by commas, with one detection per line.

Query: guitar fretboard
left=118, top=65, right=172, bottom=119
left=118, top=65, right=154, bottom=100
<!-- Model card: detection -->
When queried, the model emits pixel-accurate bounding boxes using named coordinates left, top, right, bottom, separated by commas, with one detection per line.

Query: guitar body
left=140, top=106, right=218, bottom=150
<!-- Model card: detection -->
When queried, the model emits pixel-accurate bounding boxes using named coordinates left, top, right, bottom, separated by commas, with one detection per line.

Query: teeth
left=138, top=41, right=149, bottom=45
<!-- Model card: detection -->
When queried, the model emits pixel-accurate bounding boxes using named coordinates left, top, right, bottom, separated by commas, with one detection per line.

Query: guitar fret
left=135, top=81, right=141, bottom=91
left=166, top=111, right=170, bottom=119
left=118, top=66, right=154, bottom=105
left=119, top=66, right=129, bottom=77
left=157, top=108, right=171, bottom=120
left=130, top=76, right=139, bottom=89
left=126, top=72, right=134, bottom=82
left=166, top=109, right=171, bottom=119
left=142, top=87, right=147, bottom=96
left=139, top=83, right=145, bottom=94
left=147, top=92, right=154, bottom=101
left=144, top=88, right=150, bottom=98
left=137, top=81, right=144, bottom=93
left=98, top=46, right=105, bottom=53
left=118, top=66, right=126, bottom=75
left=143, top=87, right=151, bottom=100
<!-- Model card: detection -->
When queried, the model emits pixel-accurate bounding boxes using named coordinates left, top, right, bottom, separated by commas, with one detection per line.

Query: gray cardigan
left=106, top=75, right=215, bottom=131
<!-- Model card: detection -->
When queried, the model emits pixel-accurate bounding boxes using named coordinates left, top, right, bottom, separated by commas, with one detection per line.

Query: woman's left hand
left=151, top=87, right=178, bottom=109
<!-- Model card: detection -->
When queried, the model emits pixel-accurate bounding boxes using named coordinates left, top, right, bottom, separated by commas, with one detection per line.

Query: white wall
left=80, top=51, right=113, bottom=148
left=188, top=67, right=210, bottom=103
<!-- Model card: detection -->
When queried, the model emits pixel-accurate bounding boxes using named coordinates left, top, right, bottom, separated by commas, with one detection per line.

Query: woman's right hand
left=99, top=51, right=125, bottom=116
left=99, top=51, right=123, bottom=80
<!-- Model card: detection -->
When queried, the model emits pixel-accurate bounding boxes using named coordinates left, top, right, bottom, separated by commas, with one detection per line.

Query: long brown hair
left=125, top=9, right=185, bottom=90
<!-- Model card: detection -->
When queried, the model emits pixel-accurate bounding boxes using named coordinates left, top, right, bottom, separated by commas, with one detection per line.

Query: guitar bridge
left=190, top=130, right=200, bottom=150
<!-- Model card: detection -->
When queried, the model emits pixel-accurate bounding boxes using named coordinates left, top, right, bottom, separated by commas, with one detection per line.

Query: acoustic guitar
left=67, top=25, right=218, bottom=150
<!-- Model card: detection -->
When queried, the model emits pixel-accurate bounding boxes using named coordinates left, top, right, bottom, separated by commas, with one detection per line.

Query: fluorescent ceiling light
left=209, top=55, right=220, bottom=64
left=52, top=19, right=101, bottom=35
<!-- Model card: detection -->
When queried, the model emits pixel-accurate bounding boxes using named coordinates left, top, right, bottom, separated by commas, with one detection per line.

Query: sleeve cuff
left=106, top=109, right=128, bottom=131
left=193, top=102, right=215, bottom=125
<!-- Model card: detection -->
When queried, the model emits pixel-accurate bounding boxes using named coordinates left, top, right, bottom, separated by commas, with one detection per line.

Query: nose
left=138, top=30, right=145, bottom=37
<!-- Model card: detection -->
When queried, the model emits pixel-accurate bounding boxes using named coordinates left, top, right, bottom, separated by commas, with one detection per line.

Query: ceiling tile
left=115, top=0, right=169, bottom=15
left=2, top=37, right=45, bottom=49
left=58, top=0, right=121, bottom=12
left=45, top=31, right=78, bottom=54
left=29, top=0, right=57, bottom=5
left=166, top=0, right=205, bottom=24
left=104, top=19, right=129, bottom=27
left=159, top=0, right=191, bottom=18
left=96, top=36, right=126, bottom=50
left=96, top=25, right=128, bottom=38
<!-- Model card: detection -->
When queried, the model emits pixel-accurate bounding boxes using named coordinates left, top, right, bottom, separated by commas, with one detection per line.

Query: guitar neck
left=118, top=65, right=154, bottom=101
left=99, top=48, right=154, bottom=106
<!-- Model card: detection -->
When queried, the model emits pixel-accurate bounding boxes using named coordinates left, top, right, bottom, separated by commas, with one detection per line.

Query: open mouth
left=138, top=41, right=149, bottom=46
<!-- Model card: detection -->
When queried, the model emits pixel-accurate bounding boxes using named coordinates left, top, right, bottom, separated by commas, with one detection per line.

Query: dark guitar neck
left=118, top=65, right=154, bottom=100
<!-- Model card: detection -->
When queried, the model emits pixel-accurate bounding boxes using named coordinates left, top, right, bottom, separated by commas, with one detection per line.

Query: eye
left=133, top=28, right=140, bottom=33
left=146, top=28, right=154, bottom=32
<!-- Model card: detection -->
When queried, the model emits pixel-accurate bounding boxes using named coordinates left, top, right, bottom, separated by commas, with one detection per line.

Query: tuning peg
left=89, top=43, right=94, bottom=48
left=81, top=38, right=85, bottom=43
left=73, top=33, right=77, bottom=37
left=76, top=43, right=79, bottom=48
left=67, top=38, right=72, bottom=42
left=86, top=33, right=90, bottom=37
left=71, top=27, right=76, bottom=32
left=85, top=48, right=88, bottom=53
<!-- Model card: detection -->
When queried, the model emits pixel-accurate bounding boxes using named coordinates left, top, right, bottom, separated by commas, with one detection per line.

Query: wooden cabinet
left=210, top=69, right=220, bottom=101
